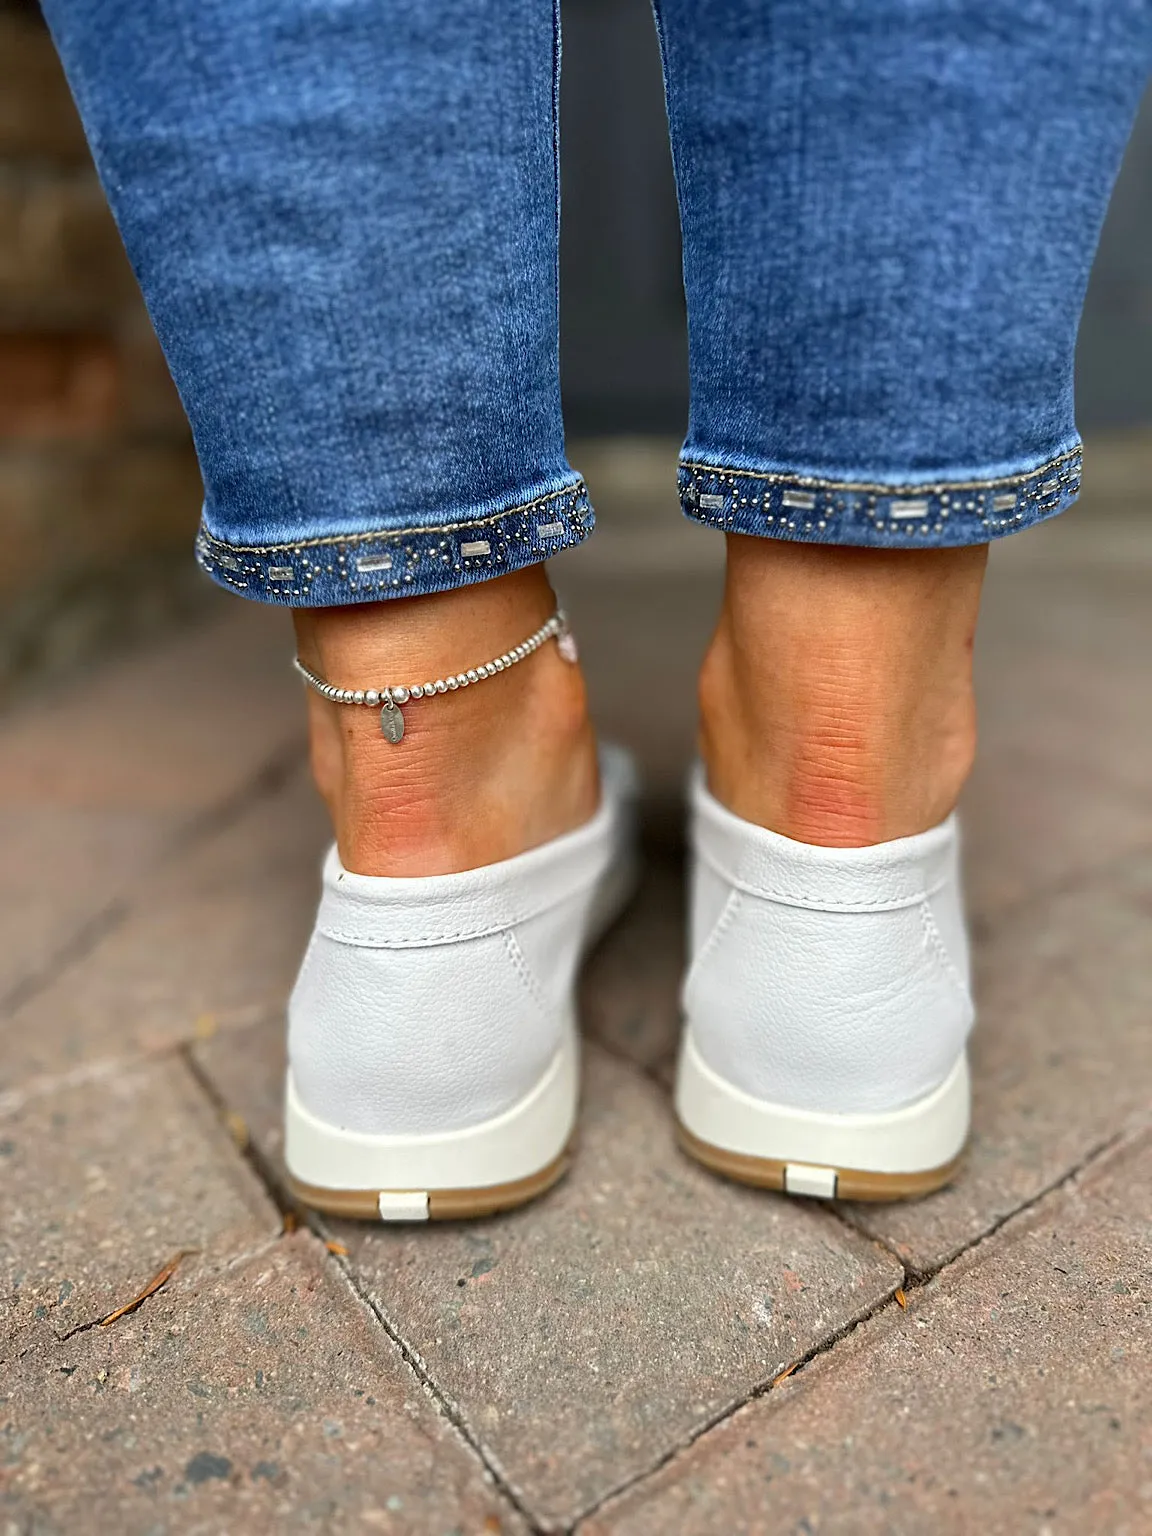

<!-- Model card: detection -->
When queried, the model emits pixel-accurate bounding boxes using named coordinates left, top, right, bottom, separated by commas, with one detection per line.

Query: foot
left=677, top=536, right=986, bottom=1201
left=286, top=744, right=637, bottom=1220
left=285, top=568, right=638, bottom=1220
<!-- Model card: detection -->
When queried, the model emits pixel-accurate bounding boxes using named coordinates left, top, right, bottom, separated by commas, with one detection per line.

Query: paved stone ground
left=2, top=438, right=1149, bottom=1534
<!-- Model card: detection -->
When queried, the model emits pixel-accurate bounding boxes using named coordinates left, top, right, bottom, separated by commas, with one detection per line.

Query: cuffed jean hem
left=194, top=478, right=593, bottom=606
left=678, top=442, right=1083, bottom=548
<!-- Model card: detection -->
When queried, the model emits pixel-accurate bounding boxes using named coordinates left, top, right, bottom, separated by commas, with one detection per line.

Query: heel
left=675, top=1032, right=969, bottom=1202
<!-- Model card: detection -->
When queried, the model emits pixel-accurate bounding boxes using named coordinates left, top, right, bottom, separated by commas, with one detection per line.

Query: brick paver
left=580, top=840, right=683, bottom=1078
left=845, top=849, right=1152, bottom=1272
left=195, top=1024, right=903, bottom=1530
left=583, top=1128, right=1152, bottom=1536
left=1, top=1056, right=279, bottom=1355
left=0, top=804, right=170, bottom=1007
left=0, top=604, right=297, bottom=815
left=0, top=603, right=302, bottom=1025
left=964, top=558, right=1152, bottom=918
left=1, top=764, right=327, bottom=1090
left=3, top=1233, right=525, bottom=1534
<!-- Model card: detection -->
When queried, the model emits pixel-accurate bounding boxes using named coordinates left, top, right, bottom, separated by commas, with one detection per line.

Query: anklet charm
left=379, top=698, right=405, bottom=743
left=293, top=608, right=576, bottom=744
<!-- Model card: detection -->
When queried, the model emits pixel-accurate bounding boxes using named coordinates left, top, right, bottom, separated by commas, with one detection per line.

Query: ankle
left=699, top=630, right=977, bottom=844
left=699, top=536, right=986, bottom=847
left=295, top=571, right=599, bottom=875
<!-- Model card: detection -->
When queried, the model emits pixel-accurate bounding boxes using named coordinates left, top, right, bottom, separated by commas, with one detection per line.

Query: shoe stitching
left=695, top=844, right=950, bottom=912
left=683, top=887, right=743, bottom=1006
left=317, top=879, right=606, bottom=948
left=320, top=920, right=502, bottom=947
left=920, top=901, right=972, bottom=1003
left=502, top=930, right=553, bottom=1017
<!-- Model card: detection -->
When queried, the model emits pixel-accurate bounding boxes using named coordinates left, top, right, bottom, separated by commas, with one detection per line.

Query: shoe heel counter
left=684, top=887, right=973, bottom=1116
left=288, top=929, right=562, bottom=1137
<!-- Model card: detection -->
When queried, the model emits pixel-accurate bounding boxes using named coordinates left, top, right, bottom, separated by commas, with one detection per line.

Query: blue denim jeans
left=43, top=0, right=1151, bottom=607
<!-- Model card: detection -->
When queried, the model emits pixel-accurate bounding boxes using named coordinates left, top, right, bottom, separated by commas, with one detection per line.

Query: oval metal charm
left=380, top=703, right=405, bottom=743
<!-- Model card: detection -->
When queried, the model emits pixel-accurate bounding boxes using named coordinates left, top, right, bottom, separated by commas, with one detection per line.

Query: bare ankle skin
left=293, top=567, right=599, bottom=876
left=699, top=535, right=989, bottom=847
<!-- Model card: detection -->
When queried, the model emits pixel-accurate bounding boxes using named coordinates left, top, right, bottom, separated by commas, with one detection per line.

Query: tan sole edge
left=677, top=1122, right=964, bottom=1203
left=286, top=1143, right=573, bottom=1222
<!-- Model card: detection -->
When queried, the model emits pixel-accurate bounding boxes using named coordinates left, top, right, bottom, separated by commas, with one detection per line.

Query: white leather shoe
left=676, top=769, right=973, bottom=1202
left=285, top=745, right=638, bottom=1221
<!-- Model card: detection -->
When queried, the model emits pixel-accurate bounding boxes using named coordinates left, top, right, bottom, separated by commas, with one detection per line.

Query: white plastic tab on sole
left=784, top=1163, right=838, bottom=1199
left=377, top=1191, right=430, bottom=1222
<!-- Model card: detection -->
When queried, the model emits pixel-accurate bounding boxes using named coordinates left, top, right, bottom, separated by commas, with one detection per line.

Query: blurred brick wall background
left=0, top=0, right=204, bottom=699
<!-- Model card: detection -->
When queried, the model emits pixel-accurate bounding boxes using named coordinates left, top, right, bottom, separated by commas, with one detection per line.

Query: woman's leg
left=43, top=0, right=633, bottom=1219
left=653, top=0, right=1150, bottom=840
left=41, top=0, right=599, bottom=876
left=658, top=0, right=1151, bottom=1195
left=699, top=538, right=987, bottom=847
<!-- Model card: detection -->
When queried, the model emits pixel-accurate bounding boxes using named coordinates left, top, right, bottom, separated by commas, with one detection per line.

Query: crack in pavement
left=569, top=1117, right=1148, bottom=1532
left=181, top=1040, right=543, bottom=1529
left=565, top=1273, right=909, bottom=1534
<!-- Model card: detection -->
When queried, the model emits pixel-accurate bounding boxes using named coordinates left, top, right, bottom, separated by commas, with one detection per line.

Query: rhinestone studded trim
left=196, top=482, right=593, bottom=605
left=679, top=445, right=1083, bottom=547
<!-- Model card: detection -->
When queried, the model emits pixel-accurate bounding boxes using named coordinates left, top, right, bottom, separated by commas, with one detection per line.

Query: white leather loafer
left=285, top=745, right=638, bottom=1221
left=676, top=769, right=973, bottom=1202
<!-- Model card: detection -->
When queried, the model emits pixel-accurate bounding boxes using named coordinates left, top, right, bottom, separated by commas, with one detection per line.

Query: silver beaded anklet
left=293, top=607, right=578, bottom=743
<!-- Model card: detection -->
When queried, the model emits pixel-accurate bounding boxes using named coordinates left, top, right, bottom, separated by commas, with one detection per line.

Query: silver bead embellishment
left=291, top=608, right=572, bottom=746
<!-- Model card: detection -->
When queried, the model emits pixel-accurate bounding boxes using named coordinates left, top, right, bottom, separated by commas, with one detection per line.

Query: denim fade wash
left=42, top=0, right=1152, bottom=607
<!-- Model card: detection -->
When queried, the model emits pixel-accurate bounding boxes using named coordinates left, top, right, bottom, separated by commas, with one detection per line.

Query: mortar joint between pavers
left=567, top=1277, right=908, bottom=1532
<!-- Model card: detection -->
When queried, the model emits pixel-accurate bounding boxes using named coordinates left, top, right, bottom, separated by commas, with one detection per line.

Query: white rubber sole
left=675, top=1031, right=970, bottom=1202
left=286, top=1021, right=579, bottom=1221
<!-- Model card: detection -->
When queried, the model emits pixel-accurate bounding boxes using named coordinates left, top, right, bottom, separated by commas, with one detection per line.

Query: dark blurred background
left=1, top=0, right=1149, bottom=698
left=559, top=0, right=1152, bottom=434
